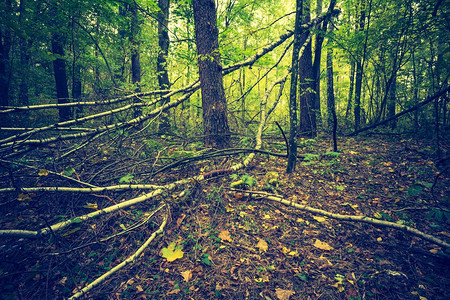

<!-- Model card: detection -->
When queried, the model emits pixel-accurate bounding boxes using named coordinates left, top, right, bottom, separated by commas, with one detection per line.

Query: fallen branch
left=348, top=86, right=450, bottom=136
left=234, top=189, right=450, bottom=249
left=68, top=204, right=168, bottom=300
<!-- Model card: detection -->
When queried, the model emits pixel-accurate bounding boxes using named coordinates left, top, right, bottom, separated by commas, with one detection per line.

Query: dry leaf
left=167, top=288, right=181, bottom=295
left=83, top=202, right=98, bottom=210
left=313, top=216, right=327, bottom=223
left=181, top=270, right=192, bottom=282
left=256, top=238, right=268, bottom=253
left=17, top=193, right=32, bottom=201
left=218, top=230, right=233, bottom=242
left=275, top=288, right=295, bottom=300
left=38, top=169, right=49, bottom=176
left=176, top=214, right=186, bottom=227
left=313, top=239, right=334, bottom=251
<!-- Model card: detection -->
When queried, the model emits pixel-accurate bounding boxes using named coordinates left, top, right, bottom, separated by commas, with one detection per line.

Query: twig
left=68, top=205, right=168, bottom=300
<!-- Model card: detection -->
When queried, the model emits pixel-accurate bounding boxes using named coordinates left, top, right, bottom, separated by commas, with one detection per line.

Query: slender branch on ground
left=48, top=204, right=166, bottom=255
left=231, top=189, right=450, bottom=249
left=0, top=184, right=163, bottom=193
left=68, top=205, right=168, bottom=300
left=0, top=159, right=98, bottom=188
left=348, top=86, right=449, bottom=136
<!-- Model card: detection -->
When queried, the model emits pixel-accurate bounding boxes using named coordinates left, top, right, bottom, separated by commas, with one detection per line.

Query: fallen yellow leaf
left=313, top=216, right=327, bottom=223
left=161, top=242, right=184, bottom=262
left=17, top=193, right=32, bottom=201
left=83, top=202, right=98, bottom=210
left=218, top=230, right=233, bottom=242
left=38, top=169, right=49, bottom=176
left=256, top=238, right=268, bottom=253
left=180, top=270, right=192, bottom=282
left=313, top=239, right=334, bottom=251
left=275, top=288, right=295, bottom=300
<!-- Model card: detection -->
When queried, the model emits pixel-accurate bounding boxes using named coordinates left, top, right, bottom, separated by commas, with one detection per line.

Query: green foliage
left=230, top=174, right=257, bottom=188
left=119, top=174, right=134, bottom=183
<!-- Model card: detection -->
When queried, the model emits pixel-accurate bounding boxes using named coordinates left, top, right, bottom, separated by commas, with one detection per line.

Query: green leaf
left=417, top=181, right=433, bottom=189
left=63, top=167, right=75, bottom=177
left=201, top=254, right=212, bottom=266
left=119, top=174, right=134, bottom=183
left=407, top=185, right=423, bottom=196
left=304, top=153, right=320, bottom=161
left=325, top=151, right=340, bottom=158
left=242, top=174, right=257, bottom=187
left=336, top=185, right=345, bottom=191
left=296, top=273, right=308, bottom=281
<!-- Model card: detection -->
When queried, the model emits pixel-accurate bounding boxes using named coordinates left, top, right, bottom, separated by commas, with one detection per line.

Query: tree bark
left=52, top=33, right=71, bottom=122
left=287, top=0, right=303, bottom=173
left=193, top=0, right=230, bottom=148
left=298, top=0, right=316, bottom=138
left=326, top=27, right=337, bottom=151
left=387, top=73, right=397, bottom=129
left=311, top=0, right=337, bottom=131
left=131, top=3, right=141, bottom=86
left=353, top=0, right=366, bottom=132
left=157, top=0, right=171, bottom=130
left=0, top=0, right=12, bottom=109
left=345, top=60, right=355, bottom=121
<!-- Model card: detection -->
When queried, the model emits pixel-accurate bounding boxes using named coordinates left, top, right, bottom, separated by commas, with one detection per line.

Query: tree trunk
left=157, top=0, right=171, bottom=130
left=0, top=0, right=12, bottom=109
left=131, top=3, right=141, bottom=86
left=345, top=59, right=355, bottom=121
left=51, top=33, right=71, bottom=122
left=387, top=73, right=396, bottom=129
left=130, top=3, right=142, bottom=121
left=311, top=0, right=337, bottom=131
left=286, top=0, right=304, bottom=174
left=354, top=0, right=366, bottom=132
left=193, top=0, right=230, bottom=148
left=326, top=26, right=337, bottom=152
left=298, top=0, right=316, bottom=138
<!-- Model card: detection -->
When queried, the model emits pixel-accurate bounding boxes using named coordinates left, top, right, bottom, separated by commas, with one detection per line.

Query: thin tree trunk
left=157, top=0, right=170, bottom=130
left=130, top=3, right=142, bottom=120
left=326, top=26, right=337, bottom=151
left=193, top=0, right=230, bottom=148
left=354, top=0, right=366, bottom=132
left=0, top=0, right=12, bottom=109
left=299, top=0, right=316, bottom=138
left=52, top=33, right=71, bottom=122
left=287, top=0, right=303, bottom=173
left=387, top=73, right=396, bottom=129
left=312, top=0, right=337, bottom=131
left=345, top=60, right=355, bottom=120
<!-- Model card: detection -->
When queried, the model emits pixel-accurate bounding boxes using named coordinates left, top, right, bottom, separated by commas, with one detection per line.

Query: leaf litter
left=0, top=136, right=448, bottom=299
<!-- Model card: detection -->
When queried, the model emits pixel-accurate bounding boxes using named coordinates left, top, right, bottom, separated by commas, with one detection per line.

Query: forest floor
left=0, top=134, right=449, bottom=299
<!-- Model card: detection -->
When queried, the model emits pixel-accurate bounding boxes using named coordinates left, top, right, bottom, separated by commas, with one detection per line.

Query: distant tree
left=193, top=0, right=230, bottom=148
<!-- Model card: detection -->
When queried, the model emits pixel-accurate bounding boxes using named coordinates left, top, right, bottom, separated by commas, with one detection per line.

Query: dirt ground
left=0, top=135, right=449, bottom=299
